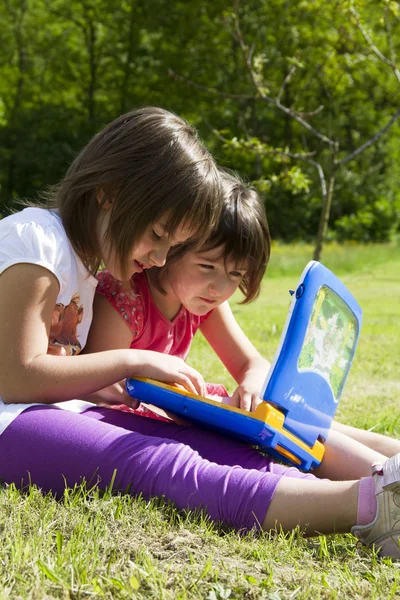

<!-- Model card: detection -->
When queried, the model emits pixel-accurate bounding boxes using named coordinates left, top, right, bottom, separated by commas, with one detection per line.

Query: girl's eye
left=230, top=271, right=245, bottom=279
left=199, top=263, right=213, bottom=270
left=152, top=230, right=162, bottom=240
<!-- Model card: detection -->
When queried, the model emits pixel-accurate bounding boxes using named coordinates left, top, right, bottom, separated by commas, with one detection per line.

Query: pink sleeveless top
left=96, top=271, right=228, bottom=421
left=96, top=270, right=211, bottom=358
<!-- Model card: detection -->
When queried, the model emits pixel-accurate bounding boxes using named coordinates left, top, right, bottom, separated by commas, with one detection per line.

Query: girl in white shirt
left=1, top=109, right=400, bottom=558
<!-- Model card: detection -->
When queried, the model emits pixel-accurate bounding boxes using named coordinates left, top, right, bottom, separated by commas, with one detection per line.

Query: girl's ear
left=96, top=187, right=112, bottom=209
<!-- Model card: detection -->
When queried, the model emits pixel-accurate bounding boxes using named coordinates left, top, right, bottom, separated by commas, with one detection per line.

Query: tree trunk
left=5, top=0, right=27, bottom=202
left=119, top=1, right=137, bottom=114
left=313, top=171, right=335, bottom=262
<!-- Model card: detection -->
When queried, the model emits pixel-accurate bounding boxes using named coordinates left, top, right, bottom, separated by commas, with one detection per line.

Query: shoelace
left=380, top=453, right=400, bottom=490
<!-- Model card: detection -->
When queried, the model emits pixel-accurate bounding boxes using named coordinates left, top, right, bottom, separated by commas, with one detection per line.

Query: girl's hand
left=228, top=357, right=270, bottom=413
left=229, top=374, right=264, bottom=413
left=139, top=403, right=193, bottom=426
left=133, top=350, right=206, bottom=397
left=199, top=304, right=270, bottom=414
left=81, top=381, right=140, bottom=409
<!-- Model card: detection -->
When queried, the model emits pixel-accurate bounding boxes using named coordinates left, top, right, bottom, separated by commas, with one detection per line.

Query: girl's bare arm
left=84, top=292, right=133, bottom=353
left=0, top=264, right=204, bottom=403
left=199, top=301, right=270, bottom=411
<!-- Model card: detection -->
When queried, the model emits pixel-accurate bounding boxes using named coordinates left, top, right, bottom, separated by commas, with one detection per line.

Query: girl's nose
left=149, top=245, right=169, bottom=267
left=208, top=278, right=226, bottom=297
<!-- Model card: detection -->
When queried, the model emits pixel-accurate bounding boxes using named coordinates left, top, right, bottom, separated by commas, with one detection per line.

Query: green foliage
left=1, top=0, right=400, bottom=241
left=0, top=105, right=86, bottom=213
left=335, top=194, right=400, bottom=242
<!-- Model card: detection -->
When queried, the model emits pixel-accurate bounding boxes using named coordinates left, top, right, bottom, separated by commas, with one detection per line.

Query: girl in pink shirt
left=87, top=170, right=270, bottom=417
left=84, top=170, right=400, bottom=556
left=94, top=269, right=227, bottom=421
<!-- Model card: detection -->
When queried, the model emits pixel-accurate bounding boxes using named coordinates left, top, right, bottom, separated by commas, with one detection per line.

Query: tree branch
left=277, top=65, right=297, bottom=102
left=384, top=8, right=398, bottom=69
left=232, top=0, right=336, bottom=147
left=168, top=70, right=256, bottom=101
left=351, top=6, right=400, bottom=83
left=274, top=151, right=327, bottom=200
left=337, top=105, right=400, bottom=167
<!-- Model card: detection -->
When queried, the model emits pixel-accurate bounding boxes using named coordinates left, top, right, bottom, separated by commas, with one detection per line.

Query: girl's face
left=97, top=209, right=193, bottom=281
left=166, top=246, right=248, bottom=315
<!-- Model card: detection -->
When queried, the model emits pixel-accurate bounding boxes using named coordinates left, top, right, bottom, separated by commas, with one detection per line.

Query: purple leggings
left=0, top=405, right=317, bottom=531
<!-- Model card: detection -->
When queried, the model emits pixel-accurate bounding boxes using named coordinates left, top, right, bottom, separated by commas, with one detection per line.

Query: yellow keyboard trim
left=133, top=378, right=325, bottom=464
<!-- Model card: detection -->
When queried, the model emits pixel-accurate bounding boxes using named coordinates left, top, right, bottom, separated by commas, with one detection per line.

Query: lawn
left=1, top=243, right=400, bottom=599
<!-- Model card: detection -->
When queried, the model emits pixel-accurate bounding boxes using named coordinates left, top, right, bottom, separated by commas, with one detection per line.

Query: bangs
left=199, top=231, right=254, bottom=270
left=162, top=171, right=221, bottom=243
left=52, top=107, right=223, bottom=278
left=200, top=223, right=267, bottom=303
left=198, top=176, right=271, bottom=303
left=107, top=160, right=222, bottom=279
left=151, top=135, right=223, bottom=243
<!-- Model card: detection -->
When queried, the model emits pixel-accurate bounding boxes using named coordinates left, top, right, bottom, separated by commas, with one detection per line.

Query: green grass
left=2, top=243, right=400, bottom=599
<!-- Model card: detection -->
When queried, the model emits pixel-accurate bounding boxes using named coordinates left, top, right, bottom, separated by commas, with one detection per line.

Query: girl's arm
left=199, top=301, right=270, bottom=411
left=0, top=264, right=205, bottom=403
left=84, top=292, right=133, bottom=352
left=81, top=293, right=136, bottom=406
left=84, top=292, right=196, bottom=421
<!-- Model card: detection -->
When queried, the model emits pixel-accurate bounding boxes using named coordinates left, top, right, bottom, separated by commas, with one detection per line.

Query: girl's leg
left=84, top=407, right=315, bottom=477
left=0, top=406, right=282, bottom=531
left=0, top=406, right=357, bottom=535
left=4, top=405, right=400, bottom=552
left=85, top=408, right=388, bottom=482
left=81, top=410, right=386, bottom=535
left=332, top=420, right=400, bottom=457
left=313, top=428, right=388, bottom=480
left=263, top=477, right=359, bottom=534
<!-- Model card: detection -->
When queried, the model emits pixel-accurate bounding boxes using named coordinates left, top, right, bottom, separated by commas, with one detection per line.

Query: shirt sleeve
left=0, top=219, right=71, bottom=295
left=96, top=271, right=144, bottom=339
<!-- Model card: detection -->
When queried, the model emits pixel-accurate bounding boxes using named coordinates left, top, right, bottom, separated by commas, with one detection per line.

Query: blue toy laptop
left=126, top=261, right=362, bottom=471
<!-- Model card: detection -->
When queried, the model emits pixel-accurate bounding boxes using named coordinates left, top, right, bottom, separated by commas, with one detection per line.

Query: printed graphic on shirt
left=48, top=293, right=84, bottom=356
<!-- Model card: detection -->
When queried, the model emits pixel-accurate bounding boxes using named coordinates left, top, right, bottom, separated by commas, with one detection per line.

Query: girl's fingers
left=229, top=386, right=250, bottom=411
left=175, top=373, right=198, bottom=395
left=230, top=386, right=263, bottom=412
left=125, top=395, right=140, bottom=409
left=251, top=395, right=263, bottom=412
left=228, top=389, right=241, bottom=408
left=191, top=373, right=206, bottom=396
left=240, top=392, right=252, bottom=412
left=181, top=366, right=205, bottom=396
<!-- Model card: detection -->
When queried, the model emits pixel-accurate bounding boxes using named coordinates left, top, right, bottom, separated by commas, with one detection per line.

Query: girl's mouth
left=134, top=260, right=144, bottom=272
left=199, top=297, right=217, bottom=304
left=134, top=260, right=152, bottom=273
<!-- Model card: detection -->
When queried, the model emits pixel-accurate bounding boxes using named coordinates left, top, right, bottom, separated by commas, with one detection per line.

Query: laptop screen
left=297, top=285, right=359, bottom=403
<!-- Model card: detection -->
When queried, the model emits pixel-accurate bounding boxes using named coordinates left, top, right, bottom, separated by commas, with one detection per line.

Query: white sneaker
left=351, top=454, right=400, bottom=558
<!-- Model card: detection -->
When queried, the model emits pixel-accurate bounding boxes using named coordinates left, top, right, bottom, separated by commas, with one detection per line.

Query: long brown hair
left=155, top=170, right=271, bottom=303
left=41, top=107, right=223, bottom=276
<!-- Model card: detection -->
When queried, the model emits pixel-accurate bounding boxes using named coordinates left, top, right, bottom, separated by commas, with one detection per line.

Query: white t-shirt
left=0, top=207, right=97, bottom=434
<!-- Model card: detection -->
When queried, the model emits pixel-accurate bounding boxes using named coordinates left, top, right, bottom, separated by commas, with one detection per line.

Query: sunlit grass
left=267, top=240, right=400, bottom=277
left=1, top=244, right=400, bottom=598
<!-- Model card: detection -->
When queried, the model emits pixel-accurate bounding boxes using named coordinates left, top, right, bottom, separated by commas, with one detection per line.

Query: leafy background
left=1, top=0, right=400, bottom=248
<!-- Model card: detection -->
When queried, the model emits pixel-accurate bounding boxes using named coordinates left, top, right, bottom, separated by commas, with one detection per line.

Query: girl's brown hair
left=156, top=170, right=271, bottom=303
left=41, top=107, right=222, bottom=276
